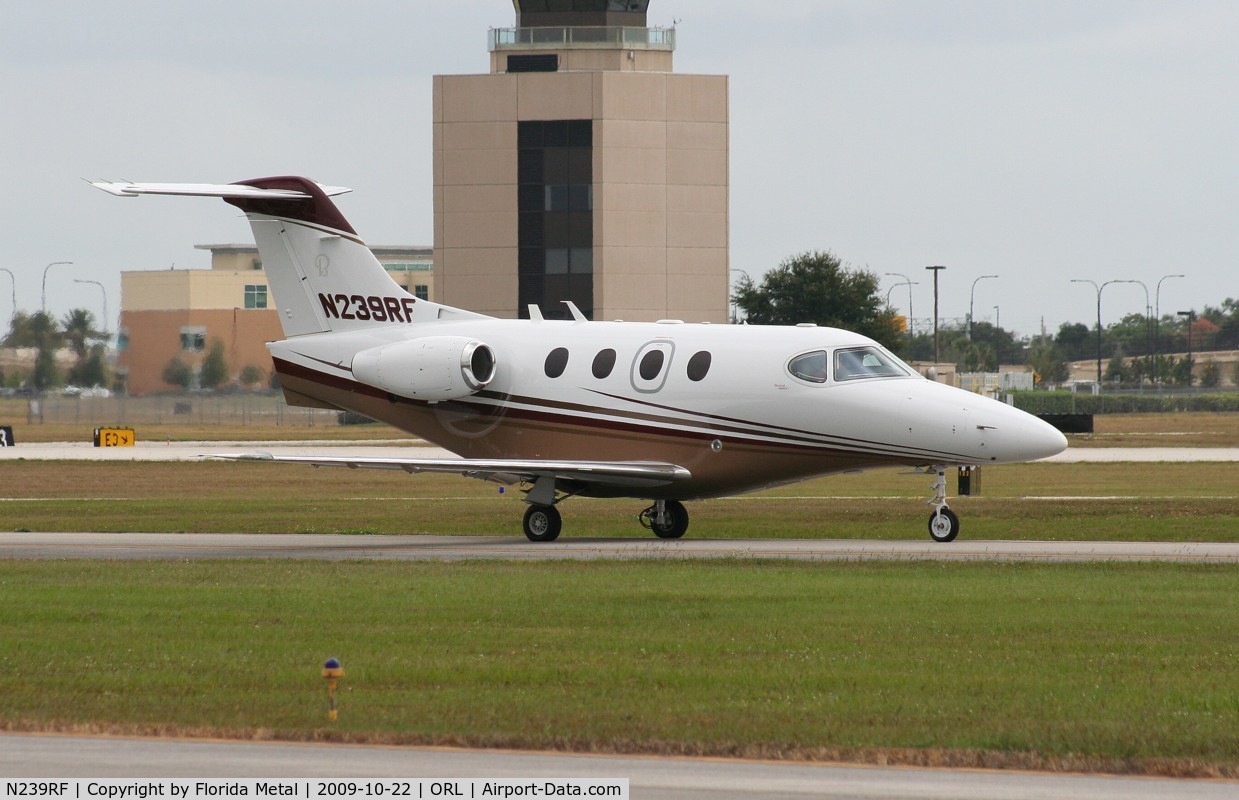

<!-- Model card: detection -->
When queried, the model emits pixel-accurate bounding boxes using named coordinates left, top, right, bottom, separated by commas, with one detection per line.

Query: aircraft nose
left=1006, top=412, right=1068, bottom=463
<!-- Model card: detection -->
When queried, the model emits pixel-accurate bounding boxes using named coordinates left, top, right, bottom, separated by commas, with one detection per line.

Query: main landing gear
left=522, top=504, right=562, bottom=542
left=519, top=475, right=690, bottom=542
left=521, top=499, right=691, bottom=542
left=639, top=499, right=690, bottom=539
left=926, top=466, right=961, bottom=543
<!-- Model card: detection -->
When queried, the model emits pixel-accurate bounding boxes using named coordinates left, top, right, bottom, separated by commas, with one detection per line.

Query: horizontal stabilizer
left=88, top=180, right=352, bottom=199
left=207, top=453, right=692, bottom=489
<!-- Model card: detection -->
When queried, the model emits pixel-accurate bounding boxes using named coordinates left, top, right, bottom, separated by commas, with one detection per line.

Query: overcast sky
left=3, top=0, right=1235, bottom=338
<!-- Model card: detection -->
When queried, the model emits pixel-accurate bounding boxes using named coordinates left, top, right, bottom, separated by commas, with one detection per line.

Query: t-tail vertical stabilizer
left=90, top=176, right=487, bottom=338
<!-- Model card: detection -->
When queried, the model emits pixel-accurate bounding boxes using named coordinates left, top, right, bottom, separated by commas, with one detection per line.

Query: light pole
left=1177, top=310, right=1195, bottom=388
left=925, top=266, right=946, bottom=363
left=1071, top=278, right=1125, bottom=386
left=968, top=274, right=998, bottom=340
left=0, top=268, right=14, bottom=332
left=992, top=305, right=1001, bottom=363
left=1155, top=274, right=1185, bottom=385
left=728, top=268, right=750, bottom=323
left=885, top=280, right=917, bottom=306
left=41, top=261, right=73, bottom=315
left=885, top=280, right=917, bottom=338
left=74, top=279, right=109, bottom=335
left=884, top=272, right=914, bottom=339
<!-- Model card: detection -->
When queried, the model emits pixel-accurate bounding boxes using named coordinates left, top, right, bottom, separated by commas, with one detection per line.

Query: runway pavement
left=2, top=532, right=1237, bottom=563
left=2, top=734, right=1236, bottom=800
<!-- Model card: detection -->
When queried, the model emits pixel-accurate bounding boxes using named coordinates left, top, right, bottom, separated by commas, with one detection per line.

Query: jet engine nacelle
left=351, top=336, right=496, bottom=402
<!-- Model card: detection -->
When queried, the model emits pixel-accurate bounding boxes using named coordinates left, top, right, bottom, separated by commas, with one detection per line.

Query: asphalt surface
left=2, top=734, right=1236, bottom=800
left=2, top=532, right=1238, bottom=563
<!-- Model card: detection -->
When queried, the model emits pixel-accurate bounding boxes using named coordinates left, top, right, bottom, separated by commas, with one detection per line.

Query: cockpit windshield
left=833, top=346, right=910, bottom=381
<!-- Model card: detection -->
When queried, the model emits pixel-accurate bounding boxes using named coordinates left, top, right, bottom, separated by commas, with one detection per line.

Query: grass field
left=0, top=560, right=1236, bottom=777
left=2, top=460, right=1236, bottom=540
left=1069, top=411, right=1239, bottom=448
left=2, top=415, right=1236, bottom=777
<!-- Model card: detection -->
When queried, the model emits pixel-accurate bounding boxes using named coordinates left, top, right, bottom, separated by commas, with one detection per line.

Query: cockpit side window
left=788, top=350, right=828, bottom=383
left=833, top=346, right=909, bottom=381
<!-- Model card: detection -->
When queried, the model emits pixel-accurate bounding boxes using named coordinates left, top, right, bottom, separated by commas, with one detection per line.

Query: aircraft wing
left=207, top=452, right=691, bottom=490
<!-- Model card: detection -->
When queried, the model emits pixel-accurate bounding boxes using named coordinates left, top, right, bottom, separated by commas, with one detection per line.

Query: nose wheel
left=928, top=507, right=960, bottom=542
left=926, top=467, right=960, bottom=543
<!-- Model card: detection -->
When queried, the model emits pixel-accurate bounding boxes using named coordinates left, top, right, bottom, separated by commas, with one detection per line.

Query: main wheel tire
left=523, top=504, right=562, bottom=542
left=928, top=507, right=960, bottom=543
left=651, top=500, right=689, bottom=539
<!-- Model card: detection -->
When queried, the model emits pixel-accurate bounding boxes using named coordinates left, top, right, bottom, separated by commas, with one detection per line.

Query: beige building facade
left=118, top=245, right=432, bottom=395
left=434, top=1, right=729, bottom=322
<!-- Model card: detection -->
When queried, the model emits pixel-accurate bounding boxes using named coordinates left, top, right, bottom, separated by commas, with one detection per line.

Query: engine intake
left=352, top=336, right=496, bottom=402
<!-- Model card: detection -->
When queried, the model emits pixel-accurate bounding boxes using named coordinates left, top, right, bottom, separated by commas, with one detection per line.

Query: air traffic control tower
left=434, top=0, right=729, bottom=321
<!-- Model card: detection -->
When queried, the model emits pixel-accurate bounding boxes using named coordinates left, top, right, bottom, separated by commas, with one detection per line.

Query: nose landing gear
left=927, top=466, right=960, bottom=543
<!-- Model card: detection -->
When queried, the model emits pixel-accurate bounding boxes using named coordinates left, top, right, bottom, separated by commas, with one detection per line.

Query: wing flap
left=208, top=453, right=691, bottom=489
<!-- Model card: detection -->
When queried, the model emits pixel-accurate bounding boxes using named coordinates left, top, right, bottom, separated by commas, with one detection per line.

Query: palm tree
left=60, top=308, right=102, bottom=360
left=4, top=311, right=64, bottom=390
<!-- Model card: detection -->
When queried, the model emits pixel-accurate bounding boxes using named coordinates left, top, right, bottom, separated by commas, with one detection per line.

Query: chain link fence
left=3, top=392, right=344, bottom=429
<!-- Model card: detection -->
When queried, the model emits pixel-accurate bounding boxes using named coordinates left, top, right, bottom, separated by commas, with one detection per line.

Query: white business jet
left=93, top=176, right=1067, bottom=543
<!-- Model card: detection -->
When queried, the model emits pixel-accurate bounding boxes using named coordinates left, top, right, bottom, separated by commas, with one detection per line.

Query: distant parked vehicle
left=62, top=385, right=112, bottom=398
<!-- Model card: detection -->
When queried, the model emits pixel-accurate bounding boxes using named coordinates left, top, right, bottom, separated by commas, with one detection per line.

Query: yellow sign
left=94, top=428, right=135, bottom=447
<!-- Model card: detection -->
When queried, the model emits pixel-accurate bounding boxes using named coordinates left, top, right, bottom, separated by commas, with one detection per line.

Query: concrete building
left=118, top=245, right=432, bottom=394
left=434, top=0, right=730, bottom=321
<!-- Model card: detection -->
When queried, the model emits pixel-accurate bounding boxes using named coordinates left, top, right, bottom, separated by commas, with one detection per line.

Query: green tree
left=1199, top=362, right=1220, bottom=389
left=239, top=364, right=265, bottom=387
left=60, top=308, right=106, bottom=387
left=67, top=343, right=109, bottom=388
left=1104, top=353, right=1127, bottom=384
left=199, top=338, right=229, bottom=389
left=162, top=356, right=192, bottom=390
left=1055, top=322, right=1092, bottom=362
left=5, top=311, right=65, bottom=390
left=959, top=341, right=997, bottom=373
left=731, top=251, right=901, bottom=348
left=60, top=308, right=102, bottom=360
left=1106, top=313, right=1151, bottom=357
left=1027, top=341, right=1068, bottom=384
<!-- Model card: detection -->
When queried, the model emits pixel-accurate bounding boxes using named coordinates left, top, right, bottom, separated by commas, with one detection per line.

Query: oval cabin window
left=544, top=347, right=570, bottom=378
left=639, top=349, right=665, bottom=381
left=592, top=349, right=617, bottom=379
left=687, top=351, right=712, bottom=382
